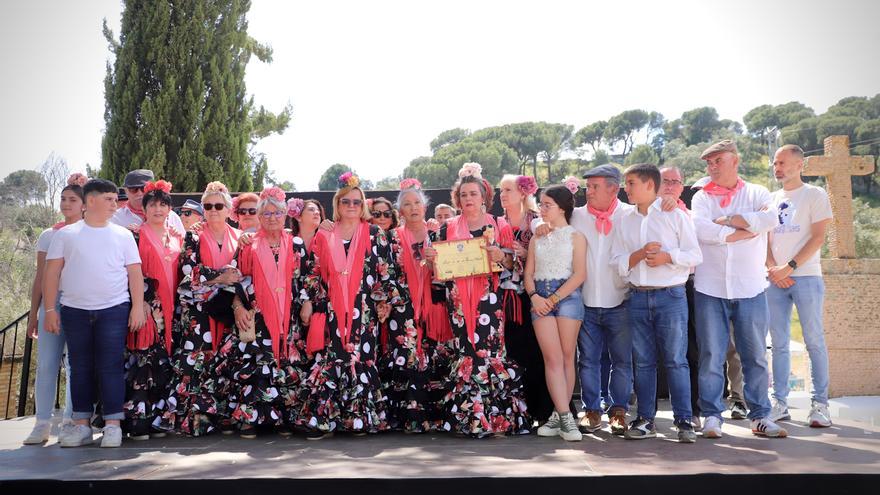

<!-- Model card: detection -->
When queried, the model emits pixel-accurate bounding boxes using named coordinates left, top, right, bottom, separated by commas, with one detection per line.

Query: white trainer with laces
left=751, top=417, right=788, bottom=438
left=702, top=416, right=723, bottom=438
left=59, top=424, right=94, bottom=447
left=101, top=424, right=123, bottom=448
left=22, top=421, right=51, bottom=445
left=558, top=412, right=583, bottom=442
left=769, top=400, right=790, bottom=422
left=537, top=411, right=561, bottom=437
left=808, top=402, right=832, bottom=428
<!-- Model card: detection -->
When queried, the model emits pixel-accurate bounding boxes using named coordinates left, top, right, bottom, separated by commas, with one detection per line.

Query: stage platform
left=1, top=401, right=878, bottom=493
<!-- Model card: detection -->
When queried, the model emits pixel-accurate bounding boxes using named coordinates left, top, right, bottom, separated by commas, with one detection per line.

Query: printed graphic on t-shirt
left=774, top=199, right=801, bottom=234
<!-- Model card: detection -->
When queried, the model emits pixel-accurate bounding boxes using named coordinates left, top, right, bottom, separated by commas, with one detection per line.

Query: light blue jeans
left=35, top=305, right=72, bottom=422
left=695, top=291, right=772, bottom=420
left=767, top=276, right=829, bottom=406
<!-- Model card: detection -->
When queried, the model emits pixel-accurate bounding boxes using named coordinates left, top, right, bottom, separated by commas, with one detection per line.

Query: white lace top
left=533, top=225, right=577, bottom=281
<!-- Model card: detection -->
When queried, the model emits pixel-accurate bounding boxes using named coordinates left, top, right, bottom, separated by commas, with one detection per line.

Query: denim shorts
left=530, top=278, right=585, bottom=322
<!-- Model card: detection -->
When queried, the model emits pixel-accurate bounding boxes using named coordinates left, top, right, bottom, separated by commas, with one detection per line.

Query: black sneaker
left=220, top=420, right=235, bottom=435
left=239, top=424, right=257, bottom=439
left=276, top=424, right=293, bottom=437
left=305, top=429, right=334, bottom=440
left=730, top=401, right=748, bottom=420
left=623, top=417, right=656, bottom=440
left=675, top=419, right=696, bottom=444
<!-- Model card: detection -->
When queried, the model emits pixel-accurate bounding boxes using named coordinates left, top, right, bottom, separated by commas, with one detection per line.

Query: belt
left=628, top=283, right=685, bottom=292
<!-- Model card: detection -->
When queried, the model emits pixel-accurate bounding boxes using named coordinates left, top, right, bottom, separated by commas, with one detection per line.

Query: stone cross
left=803, top=135, right=875, bottom=258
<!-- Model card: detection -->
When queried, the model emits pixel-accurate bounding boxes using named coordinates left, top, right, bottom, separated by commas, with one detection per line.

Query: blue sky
left=2, top=0, right=878, bottom=190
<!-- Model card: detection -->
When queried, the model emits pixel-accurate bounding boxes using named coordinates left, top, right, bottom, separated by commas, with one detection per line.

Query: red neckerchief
left=702, top=178, right=745, bottom=208
left=676, top=198, right=689, bottom=213
left=198, top=224, right=241, bottom=351
left=396, top=224, right=430, bottom=355
left=129, top=226, right=181, bottom=354
left=251, top=230, right=295, bottom=363
left=52, top=221, right=66, bottom=230
left=588, top=197, right=618, bottom=235
left=127, top=205, right=146, bottom=222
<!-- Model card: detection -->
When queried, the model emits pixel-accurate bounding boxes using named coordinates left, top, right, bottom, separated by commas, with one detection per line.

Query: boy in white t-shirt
left=43, top=178, right=146, bottom=448
left=766, top=144, right=833, bottom=427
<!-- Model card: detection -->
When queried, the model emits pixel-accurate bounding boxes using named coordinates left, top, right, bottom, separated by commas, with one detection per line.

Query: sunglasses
left=371, top=210, right=393, bottom=219
left=127, top=186, right=144, bottom=193
left=236, top=208, right=257, bottom=216
left=340, top=198, right=363, bottom=207
left=203, top=203, right=225, bottom=211
left=181, top=210, right=201, bottom=217
left=261, top=210, right=285, bottom=219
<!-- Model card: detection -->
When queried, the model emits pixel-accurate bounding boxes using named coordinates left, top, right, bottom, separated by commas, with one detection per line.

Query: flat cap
left=700, top=139, right=738, bottom=159
left=181, top=199, right=204, bottom=216
left=123, top=169, right=155, bottom=188
left=582, top=164, right=622, bottom=182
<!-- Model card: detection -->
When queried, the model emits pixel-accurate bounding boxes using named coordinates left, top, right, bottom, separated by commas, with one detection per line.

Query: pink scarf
left=248, top=231, right=295, bottom=363
left=588, top=197, right=618, bottom=236
left=702, top=178, right=745, bottom=208
left=307, top=221, right=371, bottom=353
left=676, top=198, right=688, bottom=213
left=198, top=224, right=240, bottom=351
left=129, top=226, right=181, bottom=354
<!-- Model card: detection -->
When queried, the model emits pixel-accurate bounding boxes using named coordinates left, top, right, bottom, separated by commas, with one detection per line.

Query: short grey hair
left=396, top=188, right=430, bottom=210
left=201, top=190, right=233, bottom=209
left=257, top=196, right=287, bottom=214
left=434, top=203, right=453, bottom=213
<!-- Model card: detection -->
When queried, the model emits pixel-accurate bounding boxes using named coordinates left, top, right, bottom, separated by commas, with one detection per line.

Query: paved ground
left=2, top=401, right=879, bottom=480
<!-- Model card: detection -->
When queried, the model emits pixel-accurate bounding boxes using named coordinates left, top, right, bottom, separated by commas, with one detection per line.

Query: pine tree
left=101, top=0, right=290, bottom=192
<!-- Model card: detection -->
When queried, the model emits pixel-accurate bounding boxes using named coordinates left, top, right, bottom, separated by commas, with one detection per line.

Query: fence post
left=17, top=335, right=34, bottom=418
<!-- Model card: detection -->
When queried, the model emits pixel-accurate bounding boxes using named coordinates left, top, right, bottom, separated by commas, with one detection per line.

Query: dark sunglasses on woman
left=236, top=207, right=257, bottom=216
left=203, top=203, right=225, bottom=211
left=371, top=210, right=393, bottom=219
left=181, top=210, right=201, bottom=217
left=340, top=198, right=363, bottom=207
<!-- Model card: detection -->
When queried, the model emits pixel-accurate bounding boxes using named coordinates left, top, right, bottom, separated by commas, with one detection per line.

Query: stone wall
left=822, top=258, right=880, bottom=397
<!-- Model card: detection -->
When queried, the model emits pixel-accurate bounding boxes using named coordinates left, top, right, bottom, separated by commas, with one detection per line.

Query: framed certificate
left=432, top=237, right=502, bottom=281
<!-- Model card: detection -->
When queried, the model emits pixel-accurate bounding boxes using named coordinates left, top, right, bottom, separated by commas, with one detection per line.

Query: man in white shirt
left=692, top=139, right=788, bottom=439
left=612, top=164, right=702, bottom=442
left=537, top=164, right=635, bottom=435
left=766, top=144, right=833, bottom=427
left=112, top=169, right=185, bottom=236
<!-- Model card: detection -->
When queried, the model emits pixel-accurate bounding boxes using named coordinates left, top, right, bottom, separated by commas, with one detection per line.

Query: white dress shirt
left=611, top=198, right=702, bottom=287
left=571, top=202, right=634, bottom=308
left=692, top=181, right=779, bottom=299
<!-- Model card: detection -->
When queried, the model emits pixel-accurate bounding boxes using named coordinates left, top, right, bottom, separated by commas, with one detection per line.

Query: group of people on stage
left=22, top=138, right=834, bottom=448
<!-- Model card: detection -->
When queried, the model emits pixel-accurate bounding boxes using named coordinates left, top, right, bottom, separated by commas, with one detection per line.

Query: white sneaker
left=59, top=424, right=94, bottom=447
left=22, top=421, right=51, bottom=445
left=769, top=400, right=790, bottom=421
left=808, top=402, right=832, bottom=428
left=537, top=411, right=561, bottom=437
left=751, top=417, right=788, bottom=438
left=558, top=412, right=583, bottom=442
left=101, top=424, right=123, bottom=448
left=702, top=416, right=723, bottom=438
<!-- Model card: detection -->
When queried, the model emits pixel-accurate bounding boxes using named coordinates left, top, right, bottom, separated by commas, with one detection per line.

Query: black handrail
left=0, top=312, right=35, bottom=419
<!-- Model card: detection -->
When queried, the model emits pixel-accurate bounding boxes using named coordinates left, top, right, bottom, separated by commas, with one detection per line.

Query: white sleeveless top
left=534, top=225, right=576, bottom=281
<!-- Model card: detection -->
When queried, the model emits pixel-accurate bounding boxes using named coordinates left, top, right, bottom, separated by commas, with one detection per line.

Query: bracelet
left=232, top=303, right=243, bottom=311
left=548, top=293, right=561, bottom=305
left=45, top=308, right=56, bottom=313
left=527, top=291, right=537, bottom=298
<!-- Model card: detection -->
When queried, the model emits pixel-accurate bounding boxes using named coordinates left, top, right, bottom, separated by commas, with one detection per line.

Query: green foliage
left=100, top=0, right=290, bottom=193
left=430, top=128, right=471, bottom=153
left=624, top=144, right=660, bottom=166
left=854, top=197, right=880, bottom=258
left=318, top=164, right=353, bottom=191
left=604, top=109, right=650, bottom=157
left=0, top=170, right=47, bottom=206
left=374, top=176, right=402, bottom=190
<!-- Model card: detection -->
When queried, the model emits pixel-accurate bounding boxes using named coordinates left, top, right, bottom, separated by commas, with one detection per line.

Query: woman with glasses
left=426, top=163, right=530, bottom=438
left=232, top=192, right=260, bottom=233
left=123, top=180, right=180, bottom=441
left=294, top=172, right=409, bottom=439
left=160, top=181, right=242, bottom=436
left=208, top=187, right=305, bottom=438
left=179, top=200, right=204, bottom=232
left=380, top=178, right=452, bottom=433
left=369, top=197, right=399, bottom=231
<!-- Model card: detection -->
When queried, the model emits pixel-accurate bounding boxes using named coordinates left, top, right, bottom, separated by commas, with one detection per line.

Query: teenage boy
left=611, top=164, right=703, bottom=443
left=44, top=178, right=145, bottom=448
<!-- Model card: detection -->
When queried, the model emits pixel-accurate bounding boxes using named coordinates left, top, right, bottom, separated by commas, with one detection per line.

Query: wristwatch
left=787, top=259, right=798, bottom=270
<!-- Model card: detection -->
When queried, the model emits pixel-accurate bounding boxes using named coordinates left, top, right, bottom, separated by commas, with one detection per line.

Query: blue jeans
left=767, top=276, right=829, bottom=405
left=628, top=286, right=692, bottom=422
left=61, top=303, right=130, bottom=421
left=530, top=279, right=585, bottom=322
left=695, top=291, right=772, bottom=420
left=578, top=304, right=632, bottom=413
left=35, top=305, right=72, bottom=421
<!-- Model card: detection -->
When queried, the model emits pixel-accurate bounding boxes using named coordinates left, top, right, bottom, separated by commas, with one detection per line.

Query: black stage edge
left=0, top=474, right=875, bottom=495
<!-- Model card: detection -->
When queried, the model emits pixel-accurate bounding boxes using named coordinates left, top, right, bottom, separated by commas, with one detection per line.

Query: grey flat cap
left=123, top=169, right=155, bottom=188
left=181, top=199, right=204, bottom=216
left=582, top=164, right=622, bottom=183
left=700, top=139, right=738, bottom=159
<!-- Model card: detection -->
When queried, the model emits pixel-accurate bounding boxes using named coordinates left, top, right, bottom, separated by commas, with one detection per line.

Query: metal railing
left=0, top=311, right=63, bottom=419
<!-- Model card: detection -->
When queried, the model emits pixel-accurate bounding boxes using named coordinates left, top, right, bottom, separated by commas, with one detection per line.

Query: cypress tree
left=101, top=0, right=290, bottom=192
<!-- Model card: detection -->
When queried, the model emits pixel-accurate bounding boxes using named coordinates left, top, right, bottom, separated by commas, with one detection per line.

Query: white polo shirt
left=692, top=181, right=779, bottom=300
left=611, top=198, right=702, bottom=287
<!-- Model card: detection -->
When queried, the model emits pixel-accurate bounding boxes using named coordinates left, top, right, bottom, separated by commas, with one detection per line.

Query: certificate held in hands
left=432, top=237, right=502, bottom=281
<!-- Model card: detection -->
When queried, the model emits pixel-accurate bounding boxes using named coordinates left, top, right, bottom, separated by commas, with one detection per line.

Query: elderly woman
left=208, top=187, right=306, bottom=438
left=295, top=172, right=409, bottom=439
left=379, top=178, right=453, bottom=433
left=22, top=173, right=86, bottom=445
left=160, top=181, right=242, bottom=436
left=232, top=192, right=260, bottom=233
left=369, top=196, right=399, bottom=231
left=123, top=180, right=180, bottom=440
left=428, top=163, right=530, bottom=437
left=497, top=174, right=554, bottom=424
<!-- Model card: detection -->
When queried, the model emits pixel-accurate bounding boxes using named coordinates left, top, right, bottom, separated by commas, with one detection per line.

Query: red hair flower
left=144, top=180, right=173, bottom=194
left=516, top=175, right=538, bottom=196
left=563, top=176, right=580, bottom=195
left=67, top=173, right=88, bottom=187
left=399, top=178, right=422, bottom=190
left=287, top=197, right=305, bottom=218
